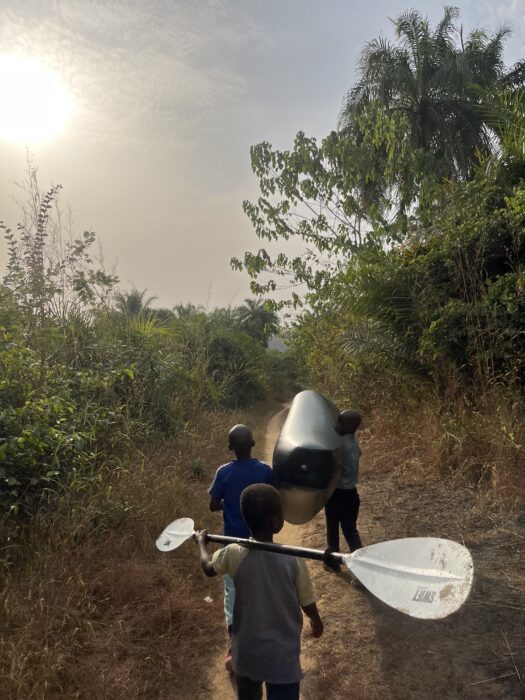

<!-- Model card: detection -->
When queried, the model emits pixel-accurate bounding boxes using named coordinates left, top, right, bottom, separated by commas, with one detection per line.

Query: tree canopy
left=234, top=7, right=525, bottom=309
left=341, top=7, right=519, bottom=188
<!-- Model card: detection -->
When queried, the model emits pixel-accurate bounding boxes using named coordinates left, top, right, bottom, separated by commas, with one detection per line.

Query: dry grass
left=301, top=403, right=525, bottom=700
left=3, top=394, right=522, bottom=699
left=361, top=399, right=525, bottom=505
left=0, top=402, right=278, bottom=700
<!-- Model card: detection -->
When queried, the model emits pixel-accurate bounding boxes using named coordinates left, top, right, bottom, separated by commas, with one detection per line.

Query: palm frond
left=501, top=59, right=525, bottom=88
left=342, top=319, right=421, bottom=371
left=394, top=8, right=429, bottom=84
left=481, top=88, right=525, bottom=159
left=433, top=6, right=460, bottom=48
left=129, top=313, right=168, bottom=336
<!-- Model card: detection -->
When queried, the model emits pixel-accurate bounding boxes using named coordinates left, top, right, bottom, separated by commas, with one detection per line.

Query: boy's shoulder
left=246, top=459, right=273, bottom=482
left=210, top=460, right=272, bottom=498
left=215, top=460, right=236, bottom=476
left=221, top=542, right=247, bottom=553
left=250, top=458, right=271, bottom=470
left=216, top=458, right=271, bottom=473
left=211, top=543, right=248, bottom=575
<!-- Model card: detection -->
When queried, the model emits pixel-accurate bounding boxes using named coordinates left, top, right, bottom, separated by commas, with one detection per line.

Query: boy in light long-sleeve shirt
left=324, top=409, right=363, bottom=572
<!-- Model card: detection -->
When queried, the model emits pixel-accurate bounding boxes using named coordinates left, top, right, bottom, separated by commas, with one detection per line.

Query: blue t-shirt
left=208, top=458, right=273, bottom=537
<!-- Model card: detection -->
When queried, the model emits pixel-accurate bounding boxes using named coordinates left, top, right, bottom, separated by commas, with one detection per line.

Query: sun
left=0, top=55, right=73, bottom=144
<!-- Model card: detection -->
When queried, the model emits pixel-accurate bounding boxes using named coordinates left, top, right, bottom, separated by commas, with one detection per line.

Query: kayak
left=272, top=390, right=342, bottom=524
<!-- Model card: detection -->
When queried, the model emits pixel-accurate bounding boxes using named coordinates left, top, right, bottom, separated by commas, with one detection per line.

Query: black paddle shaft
left=205, top=533, right=345, bottom=565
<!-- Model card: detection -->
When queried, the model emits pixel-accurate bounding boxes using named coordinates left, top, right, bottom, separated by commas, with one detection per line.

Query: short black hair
left=240, top=483, right=282, bottom=532
left=228, top=424, right=254, bottom=452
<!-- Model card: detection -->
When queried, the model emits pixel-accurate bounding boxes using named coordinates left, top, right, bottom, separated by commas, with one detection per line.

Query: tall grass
left=0, top=404, right=274, bottom=699
left=355, top=395, right=525, bottom=505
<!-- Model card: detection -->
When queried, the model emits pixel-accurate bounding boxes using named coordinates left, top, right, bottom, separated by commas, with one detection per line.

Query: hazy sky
left=0, top=1, right=524, bottom=309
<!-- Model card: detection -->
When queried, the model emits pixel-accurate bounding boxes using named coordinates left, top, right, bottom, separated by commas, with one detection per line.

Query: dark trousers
left=236, top=676, right=300, bottom=700
left=324, top=488, right=362, bottom=561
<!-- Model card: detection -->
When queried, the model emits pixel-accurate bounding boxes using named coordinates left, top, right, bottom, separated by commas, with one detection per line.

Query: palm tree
left=173, top=303, right=205, bottom=320
left=236, top=298, right=279, bottom=346
left=479, top=87, right=525, bottom=184
left=114, top=287, right=157, bottom=317
left=339, top=7, right=519, bottom=201
left=208, top=306, right=239, bottom=330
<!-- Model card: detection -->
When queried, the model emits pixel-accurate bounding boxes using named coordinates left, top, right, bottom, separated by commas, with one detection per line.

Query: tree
left=1, top=164, right=117, bottom=329
left=207, top=305, right=239, bottom=331
left=234, top=9, right=524, bottom=306
left=114, top=287, right=157, bottom=317
left=173, top=302, right=205, bottom=320
left=340, top=7, right=518, bottom=200
left=233, top=115, right=413, bottom=306
left=236, top=298, right=279, bottom=346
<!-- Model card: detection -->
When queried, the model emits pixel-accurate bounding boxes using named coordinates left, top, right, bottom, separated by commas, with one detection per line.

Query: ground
left=197, top=406, right=524, bottom=700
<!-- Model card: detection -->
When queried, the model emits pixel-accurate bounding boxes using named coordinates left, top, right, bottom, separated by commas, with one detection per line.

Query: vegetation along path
left=199, top=406, right=524, bottom=700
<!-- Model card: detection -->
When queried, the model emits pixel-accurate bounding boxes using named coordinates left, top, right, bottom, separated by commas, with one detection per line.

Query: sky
left=0, top=0, right=524, bottom=309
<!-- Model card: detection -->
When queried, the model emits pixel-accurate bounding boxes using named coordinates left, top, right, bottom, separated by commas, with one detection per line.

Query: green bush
left=0, top=174, right=283, bottom=517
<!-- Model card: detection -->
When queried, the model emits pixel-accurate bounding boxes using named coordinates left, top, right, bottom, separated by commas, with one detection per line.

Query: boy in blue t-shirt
left=208, top=424, right=273, bottom=670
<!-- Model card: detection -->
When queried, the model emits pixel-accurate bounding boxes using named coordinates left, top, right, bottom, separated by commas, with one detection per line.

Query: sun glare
left=0, top=55, right=73, bottom=144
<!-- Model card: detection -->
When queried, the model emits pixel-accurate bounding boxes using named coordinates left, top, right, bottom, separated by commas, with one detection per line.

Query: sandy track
left=298, top=437, right=525, bottom=699
left=199, top=406, right=524, bottom=699
left=202, top=404, right=291, bottom=700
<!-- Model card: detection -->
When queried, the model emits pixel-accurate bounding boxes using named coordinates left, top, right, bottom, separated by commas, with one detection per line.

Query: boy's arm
left=265, top=464, right=276, bottom=486
left=208, top=468, right=224, bottom=512
left=301, top=602, right=323, bottom=638
left=209, top=497, right=223, bottom=512
left=194, top=530, right=217, bottom=578
left=295, top=559, right=324, bottom=638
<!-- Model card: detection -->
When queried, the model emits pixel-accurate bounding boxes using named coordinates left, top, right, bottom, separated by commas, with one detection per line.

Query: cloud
left=486, top=1, right=524, bottom=23
left=0, top=0, right=260, bottom=146
left=473, top=2, right=525, bottom=37
left=473, top=1, right=525, bottom=65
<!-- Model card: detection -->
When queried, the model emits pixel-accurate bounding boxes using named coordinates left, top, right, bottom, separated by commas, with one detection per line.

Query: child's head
left=228, top=424, right=255, bottom=459
left=335, top=409, right=361, bottom=436
left=240, top=484, right=284, bottom=536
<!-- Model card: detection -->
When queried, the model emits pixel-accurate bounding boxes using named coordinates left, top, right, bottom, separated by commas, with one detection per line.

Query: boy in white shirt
left=196, top=484, right=323, bottom=699
left=324, top=410, right=363, bottom=572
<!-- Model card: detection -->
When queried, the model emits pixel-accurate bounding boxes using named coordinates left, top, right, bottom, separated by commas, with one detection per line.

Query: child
left=196, top=484, right=323, bottom=700
left=207, top=424, right=273, bottom=669
left=324, top=409, right=363, bottom=572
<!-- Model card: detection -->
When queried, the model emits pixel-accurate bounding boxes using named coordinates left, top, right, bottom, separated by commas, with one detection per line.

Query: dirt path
left=203, top=407, right=524, bottom=699
left=204, top=405, right=292, bottom=699
left=300, top=433, right=525, bottom=699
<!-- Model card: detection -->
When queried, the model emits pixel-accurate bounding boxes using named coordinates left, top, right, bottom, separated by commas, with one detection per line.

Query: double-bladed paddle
left=156, top=518, right=474, bottom=620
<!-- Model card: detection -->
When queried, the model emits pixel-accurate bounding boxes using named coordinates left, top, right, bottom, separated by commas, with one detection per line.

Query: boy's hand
left=309, top=617, right=324, bottom=638
left=194, top=530, right=216, bottom=577
left=194, top=529, right=208, bottom=546
left=302, top=602, right=323, bottom=638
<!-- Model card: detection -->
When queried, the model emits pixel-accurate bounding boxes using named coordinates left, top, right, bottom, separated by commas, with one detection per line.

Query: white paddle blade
left=156, top=517, right=195, bottom=552
left=344, top=537, right=474, bottom=620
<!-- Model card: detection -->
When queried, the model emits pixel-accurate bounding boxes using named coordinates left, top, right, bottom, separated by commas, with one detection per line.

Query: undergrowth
left=360, top=398, right=525, bottom=505
left=0, top=403, right=275, bottom=699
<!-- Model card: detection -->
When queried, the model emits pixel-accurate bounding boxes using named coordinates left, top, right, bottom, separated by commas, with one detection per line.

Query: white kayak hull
left=272, top=390, right=342, bottom=524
